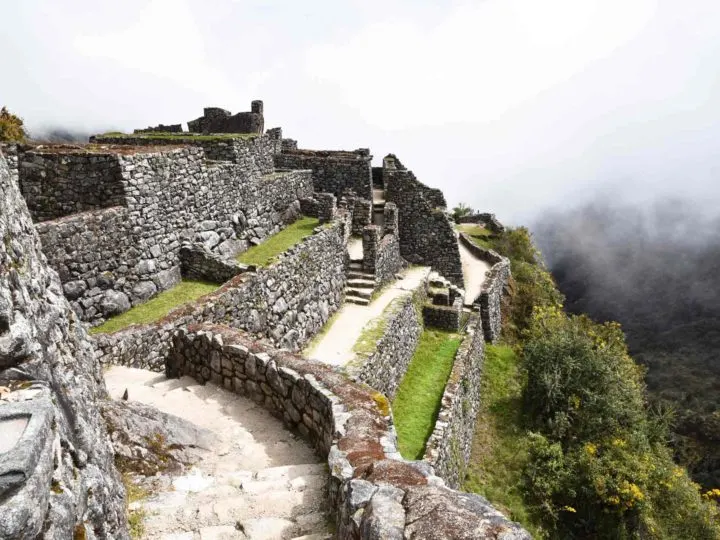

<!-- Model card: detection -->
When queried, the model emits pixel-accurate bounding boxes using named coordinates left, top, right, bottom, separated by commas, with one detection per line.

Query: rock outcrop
left=0, top=149, right=128, bottom=539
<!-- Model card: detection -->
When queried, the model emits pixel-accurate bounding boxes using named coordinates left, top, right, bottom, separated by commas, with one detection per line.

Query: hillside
left=535, top=200, right=720, bottom=490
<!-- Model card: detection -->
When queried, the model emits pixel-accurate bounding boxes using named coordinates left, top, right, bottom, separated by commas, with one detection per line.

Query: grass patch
left=457, top=223, right=494, bottom=250
left=122, top=473, right=149, bottom=539
left=236, top=216, right=319, bottom=267
left=99, top=131, right=258, bottom=141
left=392, top=329, right=462, bottom=459
left=90, top=280, right=218, bottom=334
left=464, top=344, right=542, bottom=537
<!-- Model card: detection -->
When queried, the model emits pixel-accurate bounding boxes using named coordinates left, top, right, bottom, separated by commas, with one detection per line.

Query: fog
left=2, top=0, right=720, bottom=224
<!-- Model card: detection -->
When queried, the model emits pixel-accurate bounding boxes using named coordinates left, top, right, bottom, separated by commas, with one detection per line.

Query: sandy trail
left=458, top=238, right=491, bottom=305
left=104, top=366, right=330, bottom=540
left=305, top=267, right=429, bottom=367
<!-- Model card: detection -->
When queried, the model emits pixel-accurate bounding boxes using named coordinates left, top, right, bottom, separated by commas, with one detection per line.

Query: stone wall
left=90, top=133, right=279, bottom=175
left=179, top=242, right=249, bottom=283
left=459, top=234, right=511, bottom=342
left=0, top=143, right=19, bottom=184
left=423, top=313, right=486, bottom=489
left=274, top=148, right=373, bottom=200
left=347, top=284, right=426, bottom=400
left=23, top=144, right=312, bottom=324
left=187, top=101, right=264, bottom=134
left=163, top=324, right=529, bottom=539
left=384, top=160, right=463, bottom=286
left=458, top=212, right=505, bottom=234
left=94, top=215, right=350, bottom=369
left=17, top=148, right=126, bottom=222
left=0, top=150, right=128, bottom=539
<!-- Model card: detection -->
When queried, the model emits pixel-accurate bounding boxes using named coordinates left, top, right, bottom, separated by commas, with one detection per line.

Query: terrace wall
left=23, top=144, right=312, bottom=324
left=93, top=215, right=350, bottom=368
left=423, top=313, right=485, bottom=488
left=274, top=148, right=373, bottom=200
left=384, top=157, right=463, bottom=286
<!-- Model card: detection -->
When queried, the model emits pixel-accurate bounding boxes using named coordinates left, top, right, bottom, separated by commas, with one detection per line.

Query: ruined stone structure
left=0, top=101, right=523, bottom=539
left=0, top=151, right=128, bottom=540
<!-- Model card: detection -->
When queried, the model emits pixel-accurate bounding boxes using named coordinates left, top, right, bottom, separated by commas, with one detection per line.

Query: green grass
left=236, top=216, right=319, bottom=267
left=464, top=344, right=542, bottom=537
left=392, top=329, right=463, bottom=459
left=90, top=280, right=218, bottom=334
left=99, top=132, right=258, bottom=141
left=457, top=223, right=494, bottom=250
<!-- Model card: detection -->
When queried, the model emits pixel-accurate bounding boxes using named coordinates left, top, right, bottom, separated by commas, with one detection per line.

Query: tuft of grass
left=392, top=329, right=462, bottom=459
left=90, top=280, right=218, bottom=335
left=464, top=344, right=542, bottom=537
left=457, top=223, right=494, bottom=250
left=122, top=473, right=150, bottom=540
left=236, top=216, right=319, bottom=267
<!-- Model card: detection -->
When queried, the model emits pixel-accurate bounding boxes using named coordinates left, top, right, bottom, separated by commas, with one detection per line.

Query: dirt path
left=104, top=366, right=331, bottom=540
left=304, top=267, right=429, bottom=366
left=458, top=239, right=491, bottom=305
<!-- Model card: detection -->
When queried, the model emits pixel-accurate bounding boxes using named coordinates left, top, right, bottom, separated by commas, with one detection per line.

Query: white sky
left=2, top=0, right=719, bottom=224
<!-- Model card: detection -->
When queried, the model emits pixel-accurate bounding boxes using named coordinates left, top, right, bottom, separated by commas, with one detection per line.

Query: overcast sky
left=2, top=0, right=719, bottom=224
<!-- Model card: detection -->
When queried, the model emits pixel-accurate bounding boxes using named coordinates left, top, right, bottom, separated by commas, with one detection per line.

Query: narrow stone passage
left=304, top=266, right=430, bottom=366
left=104, top=366, right=331, bottom=540
left=458, top=238, right=491, bottom=305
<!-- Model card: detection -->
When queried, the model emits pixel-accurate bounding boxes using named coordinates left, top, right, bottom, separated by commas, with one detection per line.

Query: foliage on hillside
left=0, top=106, right=27, bottom=143
left=463, top=222, right=720, bottom=538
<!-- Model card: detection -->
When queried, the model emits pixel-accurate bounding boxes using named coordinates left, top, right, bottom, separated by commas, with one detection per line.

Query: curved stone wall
left=459, top=233, right=511, bottom=343
left=165, top=324, right=530, bottom=539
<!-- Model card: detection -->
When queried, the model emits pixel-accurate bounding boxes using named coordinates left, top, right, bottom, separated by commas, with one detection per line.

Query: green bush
left=0, top=107, right=27, bottom=143
left=521, top=307, right=720, bottom=539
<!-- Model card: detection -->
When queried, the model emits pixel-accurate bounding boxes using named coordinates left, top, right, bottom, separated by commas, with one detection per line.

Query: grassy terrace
left=464, top=344, right=539, bottom=537
left=90, top=280, right=218, bottom=335
left=98, top=132, right=258, bottom=141
left=236, top=216, right=319, bottom=267
left=457, top=223, right=494, bottom=249
left=392, top=329, right=463, bottom=459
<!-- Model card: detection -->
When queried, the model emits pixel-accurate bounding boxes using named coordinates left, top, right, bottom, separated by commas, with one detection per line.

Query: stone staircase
left=345, top=260, right=376, bottom=306
left=104, top=366, right=332, bottom=540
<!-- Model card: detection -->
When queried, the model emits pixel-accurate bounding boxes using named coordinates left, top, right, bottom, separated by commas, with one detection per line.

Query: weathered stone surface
left=0, top=149, right=128, bottom=539
left=403, top=485, right=531, bottom=539
left=21, top=138, right=312, bottom=325
left=101, top=400, right=218, bottom=474
left=384, top=154, right=463, bottom=286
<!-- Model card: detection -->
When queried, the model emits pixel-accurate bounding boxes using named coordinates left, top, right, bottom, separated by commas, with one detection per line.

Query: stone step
left=239, top=517, right=296, bottom=540
left=254, top=463, right=327, bottom=481
left=345, top=287, right=372, bottom=299
left=291, top=535, right=332, bottom=540
left=347, top=278, right=375, bottom=289
left=346, top=295, right=370, bottom=306
left=347, top=271, right=374, bottom=280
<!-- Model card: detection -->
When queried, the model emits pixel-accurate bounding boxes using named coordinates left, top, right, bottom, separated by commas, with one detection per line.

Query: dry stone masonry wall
left=348, top=284, right=427, bottom=400
left=383, top=155, right=463, bottom=286
left=460, top=233, right=511, bottom=342
left=20, top=141, right=312, bottom=324
left=94, top=215, right=350, bottom=369
left=423, top=313, right=486, bottom=488
left=274, top=148, right=373, bottom=200
left=0, top=150, right=128, bottom=540
left=163, top=324, right=530, bottom=540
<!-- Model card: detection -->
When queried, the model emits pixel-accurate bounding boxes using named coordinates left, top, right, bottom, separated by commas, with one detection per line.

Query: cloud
left=304, top=0, right=658, bottom=129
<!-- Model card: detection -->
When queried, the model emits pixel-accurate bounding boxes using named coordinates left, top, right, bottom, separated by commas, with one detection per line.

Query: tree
left=452, top=202, right=474, bottom=222
left=0, top=107, right=28, bottom=143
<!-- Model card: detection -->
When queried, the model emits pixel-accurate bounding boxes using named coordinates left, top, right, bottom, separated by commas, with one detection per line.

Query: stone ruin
left=0, top=100, right=524, bottom=539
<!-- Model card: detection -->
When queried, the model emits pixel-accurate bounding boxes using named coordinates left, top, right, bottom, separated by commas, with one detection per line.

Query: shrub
left=0, top=107, right=27, bottom=143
